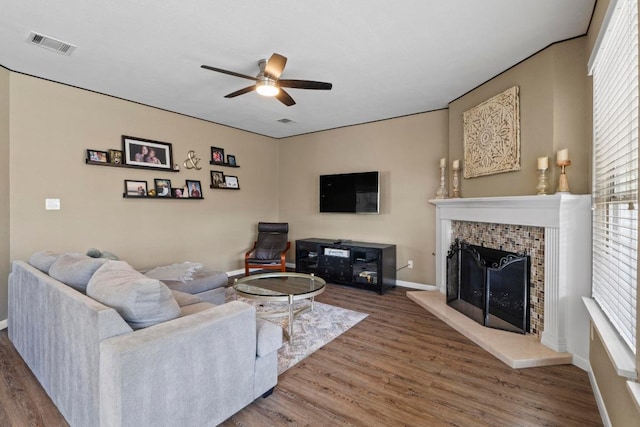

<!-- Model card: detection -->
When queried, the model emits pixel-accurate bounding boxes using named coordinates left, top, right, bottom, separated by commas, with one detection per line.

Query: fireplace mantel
left=430, top=194, right=592, bottom=367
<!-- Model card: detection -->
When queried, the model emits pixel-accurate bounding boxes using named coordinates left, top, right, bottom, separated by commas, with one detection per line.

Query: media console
left=295, top=238, right=396, bottom=295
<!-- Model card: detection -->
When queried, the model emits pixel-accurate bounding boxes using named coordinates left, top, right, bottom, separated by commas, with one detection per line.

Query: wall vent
left=277, top=118, right=295, bottom=124
left=27, top=32, right=76, bottom=56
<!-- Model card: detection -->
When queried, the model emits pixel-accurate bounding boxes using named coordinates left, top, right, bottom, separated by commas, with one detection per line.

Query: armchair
left=245, top=222, right=291, bottom=276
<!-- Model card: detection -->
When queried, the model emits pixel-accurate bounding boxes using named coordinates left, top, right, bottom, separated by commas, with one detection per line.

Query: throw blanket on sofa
left=144, top=262, right=203, bottom=282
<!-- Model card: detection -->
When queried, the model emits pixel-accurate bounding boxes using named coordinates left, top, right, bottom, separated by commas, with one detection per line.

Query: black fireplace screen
left=447, top=239, right=531, bottom=334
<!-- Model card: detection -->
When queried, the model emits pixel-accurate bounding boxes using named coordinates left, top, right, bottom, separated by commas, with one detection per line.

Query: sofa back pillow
left=87, top=261, right=180, bottom=329
left=28, top=251, right=60, bottom=274
left=49, top=253, right=108, bottom=292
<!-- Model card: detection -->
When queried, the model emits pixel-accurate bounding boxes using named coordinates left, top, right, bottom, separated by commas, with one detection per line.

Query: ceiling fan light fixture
left=256, top=79, right=279, bottom=97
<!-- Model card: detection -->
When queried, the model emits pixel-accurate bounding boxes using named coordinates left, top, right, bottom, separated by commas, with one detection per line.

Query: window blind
left=591, top=0, right=638, bottom=352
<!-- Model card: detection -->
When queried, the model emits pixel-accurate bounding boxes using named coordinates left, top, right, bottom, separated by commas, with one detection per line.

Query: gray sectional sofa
left=8, top=253, right=283, bottom=427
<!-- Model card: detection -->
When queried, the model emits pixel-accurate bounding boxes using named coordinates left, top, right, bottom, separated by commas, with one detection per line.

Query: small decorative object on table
left=536, top=156, right=549, bottom=195
left=435, top=157, right=448, bottom=199
left=556, top=149, right=571, bottom=193
left=451, top=159, right=461, bottom=198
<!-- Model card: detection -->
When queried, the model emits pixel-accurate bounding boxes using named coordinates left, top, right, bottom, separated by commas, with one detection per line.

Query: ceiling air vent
left=27, top=32, right=76, bottom=56
left=277, top=118, right=295, bottom=124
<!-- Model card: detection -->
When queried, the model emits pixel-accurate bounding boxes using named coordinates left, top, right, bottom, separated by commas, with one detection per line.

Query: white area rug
left=226, top=288, right=368, bottom=375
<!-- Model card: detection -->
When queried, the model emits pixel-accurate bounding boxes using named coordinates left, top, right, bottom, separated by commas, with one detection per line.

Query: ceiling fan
left=201, top=53, right=332, bottom=106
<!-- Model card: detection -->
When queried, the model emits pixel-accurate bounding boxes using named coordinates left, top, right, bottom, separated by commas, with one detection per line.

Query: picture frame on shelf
left=210, top=146, right=225, bottom=164
left=109, top=149, right=123, bottom=165
left=224, top=175, right=240, bottom=189
left=210, top=170, right=225, bottom=188
left=227, top=154, right=236, bottom=166
left=122, top=135, right=173, bottom=170
left=171, top=188, right=184, bottom=198
left=87, top=149, right=108, bottom=163
left=154, top=179, right=172, bottom=197
left=186, top=180, right=202, bottom=198
left=124, top=180, right=148, bottom=197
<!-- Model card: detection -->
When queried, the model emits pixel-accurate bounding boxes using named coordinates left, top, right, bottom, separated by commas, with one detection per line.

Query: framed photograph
left=210, top=170, right=225, bottom=188
left=224, top=175, right=240, bottom=189
left=154, top=178, right=172, bottom=197
left=210, top=146, right=225, bottom=164
left=87, top=149, right=108, bottom=163
left=186, top=180, right=202, bottom=198
left=109, top=149, right=123, bottom=165
left=124, top=180, right=148, bottom=197
left=171, top=188, right=184, bottom=198
left=122, top=135, right=173, bottom=170
left=227, top=154, right=236, bottom=166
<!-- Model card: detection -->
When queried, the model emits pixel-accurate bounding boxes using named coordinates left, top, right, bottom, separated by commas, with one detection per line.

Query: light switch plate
left=45, top=198, right=61, bottom=210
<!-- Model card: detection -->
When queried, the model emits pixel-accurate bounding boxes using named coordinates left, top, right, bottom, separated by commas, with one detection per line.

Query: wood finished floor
left=0, top=284, right=602, bottom=427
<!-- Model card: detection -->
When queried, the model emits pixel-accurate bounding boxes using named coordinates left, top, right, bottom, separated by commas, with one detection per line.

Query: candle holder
left=436, top=166, right=448, bottom=199
left=451, top=165, right=461, bottom=198
left=556, top=160, right=571, bottom=193
left=536, top=168, right=549, bottom=195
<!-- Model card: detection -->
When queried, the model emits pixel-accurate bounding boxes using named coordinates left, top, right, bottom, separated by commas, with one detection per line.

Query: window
left=590, top=0, right=638, bottom=352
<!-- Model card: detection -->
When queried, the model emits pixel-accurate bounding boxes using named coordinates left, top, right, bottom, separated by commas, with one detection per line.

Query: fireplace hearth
left=447, top=239, right=531, bottom=334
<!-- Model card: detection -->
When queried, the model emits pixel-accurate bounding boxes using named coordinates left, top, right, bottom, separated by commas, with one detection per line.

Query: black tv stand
left=295, top=238, right=396, bottom=295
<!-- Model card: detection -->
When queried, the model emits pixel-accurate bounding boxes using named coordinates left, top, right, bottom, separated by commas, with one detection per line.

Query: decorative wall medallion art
left=463, top=86, right=520, bottom=178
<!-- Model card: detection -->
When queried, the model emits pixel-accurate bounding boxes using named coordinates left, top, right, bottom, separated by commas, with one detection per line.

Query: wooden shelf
left=123, top=194, right=203, bottom=200
left=86, top=159, right=180, bottom=172
left=209, top=185, right=239, bottom=190
left=209, top=161, right=239, bottom=168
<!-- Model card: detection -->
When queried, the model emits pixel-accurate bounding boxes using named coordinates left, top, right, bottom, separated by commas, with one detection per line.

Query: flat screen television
left=319, top=171, right=379, bottom=214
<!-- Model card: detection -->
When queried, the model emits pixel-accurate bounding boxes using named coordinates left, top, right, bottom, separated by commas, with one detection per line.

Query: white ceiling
left=0, top=0, right=596, bottom=139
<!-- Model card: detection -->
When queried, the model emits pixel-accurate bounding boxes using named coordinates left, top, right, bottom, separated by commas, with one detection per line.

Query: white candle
left=537, top=156, right=548, bottom=170
left=440, top=157, right=446, bottom=168
left=557, top=149, right=569, bottom=162
left=452, top=159, right=460, bottom=170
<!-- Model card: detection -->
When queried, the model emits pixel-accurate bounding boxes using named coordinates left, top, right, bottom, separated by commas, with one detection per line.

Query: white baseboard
left=572, top=354, right=590, bottom=372
left=396, top=280, right=438, bottom=291
left=0, top=319, right=7, bottom=330
left=588, top=367, right=612, bottom=427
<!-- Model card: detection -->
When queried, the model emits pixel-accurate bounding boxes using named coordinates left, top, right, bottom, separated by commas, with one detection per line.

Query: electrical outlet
left=408, top=260, right=413, bottom=269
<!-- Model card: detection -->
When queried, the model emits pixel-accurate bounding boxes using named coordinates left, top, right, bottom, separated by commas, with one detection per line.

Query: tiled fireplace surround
left=432, top=194, right=592, bottom=367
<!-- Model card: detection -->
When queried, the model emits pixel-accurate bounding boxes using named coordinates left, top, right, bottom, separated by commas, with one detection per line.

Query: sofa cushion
left=28, top=251, right=59, bottom=274
left=49, top=253, right=108, bottom=292
left=87, top=261, right=180, bottom=329
left=256, top=318, right=283, bottom=356
left=170, top=289, right=202, bottom=307
left=158, top=268, right=228, bottom=294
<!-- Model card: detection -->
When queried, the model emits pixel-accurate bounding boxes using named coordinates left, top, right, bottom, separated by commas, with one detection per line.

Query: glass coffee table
left=233, top=272, right=326, bottom=341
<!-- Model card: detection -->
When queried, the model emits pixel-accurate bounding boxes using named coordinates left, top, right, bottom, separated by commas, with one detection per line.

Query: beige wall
left=279, top=111, right=449, bottom=285
left=0, top=67, right=9, bottom=320
left=9, top=74, right=279, bottom=273
left=448, top=38, right=590, bottom=197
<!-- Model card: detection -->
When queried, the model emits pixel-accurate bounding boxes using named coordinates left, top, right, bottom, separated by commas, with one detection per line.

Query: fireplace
left=447, top=239, right=530, bottom=334
left=431, top=194, right=592, bottom=363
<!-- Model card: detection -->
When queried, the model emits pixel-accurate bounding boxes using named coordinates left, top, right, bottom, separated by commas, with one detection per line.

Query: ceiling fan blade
left=275, top=89, right=296, bottom=106
left=278, top=79, right=333, bottom=90
left=201, top=65, right=257, bottom=81
left=224, top=85, right=257, bottom=98
left=264, top=53, right=287, bottom=79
